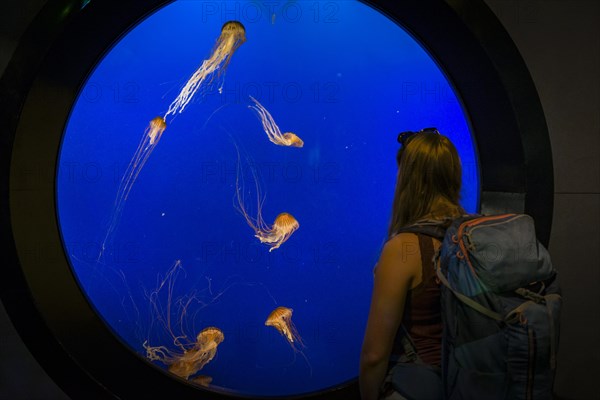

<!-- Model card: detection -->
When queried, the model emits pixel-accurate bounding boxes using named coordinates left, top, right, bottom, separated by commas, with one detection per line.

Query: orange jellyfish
left=165, top=21, right=246, bottom=117
left=265, top=306, right=312, bottom=375
left=248, top=95, right=304, bottom=147
left=254, top=212, right=300, bottom=252
left=233, top=145, right=300, bottom=251
left=143, top=261, right=227, bottom=380
left=144, top=326, right=224, bottom=380
left=98, top=116, right=166, bottom=259
left=265, top=306, right=304, bottom=350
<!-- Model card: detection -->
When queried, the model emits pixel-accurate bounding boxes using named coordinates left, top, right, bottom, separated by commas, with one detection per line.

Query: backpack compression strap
left=435, top=263, right=562, bottom=330
left=434, top=267, right=504, bottom=322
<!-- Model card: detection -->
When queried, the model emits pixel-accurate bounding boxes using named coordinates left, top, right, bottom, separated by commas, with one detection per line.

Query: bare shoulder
left=385, top=232, right=420, bottom=251
left=382, top=232, right=421, bottom=264
left=376, top=233, right=421, bottom=280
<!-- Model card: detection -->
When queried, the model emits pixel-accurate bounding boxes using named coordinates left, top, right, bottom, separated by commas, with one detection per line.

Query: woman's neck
left=421, top=197, right=462, bottom=221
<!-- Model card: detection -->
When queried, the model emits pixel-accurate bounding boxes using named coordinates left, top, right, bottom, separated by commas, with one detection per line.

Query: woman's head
left=388, top=129, right=464, bottom=237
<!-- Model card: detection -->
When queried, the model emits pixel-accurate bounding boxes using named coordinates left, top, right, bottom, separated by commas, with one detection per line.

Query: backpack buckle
left=515, top=288, right=546, bottom=304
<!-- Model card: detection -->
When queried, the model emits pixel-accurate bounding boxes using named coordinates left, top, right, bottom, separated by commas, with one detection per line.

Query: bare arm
left=359, top=233, right=420, bottom=400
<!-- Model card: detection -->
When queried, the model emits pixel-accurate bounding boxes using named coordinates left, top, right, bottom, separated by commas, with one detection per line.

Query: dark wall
left=482, top=2, right=600, bottom=399
left=1, top=1, right=598, bottom=399
left=0, top=2, right=70, bottom=398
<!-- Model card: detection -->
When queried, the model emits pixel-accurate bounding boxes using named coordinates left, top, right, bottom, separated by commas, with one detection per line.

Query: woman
left=359, top=128, right=464, bottom=400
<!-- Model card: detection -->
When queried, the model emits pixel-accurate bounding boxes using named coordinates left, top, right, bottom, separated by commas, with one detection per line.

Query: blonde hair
left=388, top=131, right=464, bottom=238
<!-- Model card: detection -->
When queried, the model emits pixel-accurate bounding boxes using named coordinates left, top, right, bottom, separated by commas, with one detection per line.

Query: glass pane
left=57, top=1, right=479, bottom=396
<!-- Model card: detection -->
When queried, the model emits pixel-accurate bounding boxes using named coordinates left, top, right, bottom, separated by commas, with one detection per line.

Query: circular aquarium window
left=56, top=0, right=479, bottom=397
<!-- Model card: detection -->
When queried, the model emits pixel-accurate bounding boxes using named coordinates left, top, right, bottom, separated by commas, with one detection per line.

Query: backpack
left=399, top=214, right=562, bottom=400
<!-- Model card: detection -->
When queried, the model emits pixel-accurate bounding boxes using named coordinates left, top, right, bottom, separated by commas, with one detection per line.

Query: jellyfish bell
left=221, top=20, right=246, bottom=36
left=266, top=306, right=293, bottom=323
left=274, top=213, right=299, bottom=230
left=274, top=213, right=290, bottom=224
left=147, top=116, right=167, bottom=145
left=197, top=327, right=225, bottom=349
left=197, top=326, right=224, bottom=342
left=266, top=306, right=293, bottom=322
left=283, top=132, right=304, bottom=148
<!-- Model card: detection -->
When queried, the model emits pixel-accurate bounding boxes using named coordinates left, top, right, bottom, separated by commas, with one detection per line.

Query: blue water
left=56, top=1, right=479, bottom=397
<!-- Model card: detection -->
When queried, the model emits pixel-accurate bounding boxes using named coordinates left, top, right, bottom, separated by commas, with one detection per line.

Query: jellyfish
left=248, top=96, right=303, bottom=147
left=165, top=21, right=246, bottom=117
left=144, top=326, right=224, bottom=380
left=143, top=261, right=225, bottom=380
left=265, top=306, right=304, bottom=350
left=142, top=260, right=276, bottom=381
left=265, top=306, right=312, bottom=375
left=233, top=144, right=300, bottom=251
left=98, top=116, right=166, bottom=259
left=167, top=327, right=224, bottom=379
left=254, top=213, right=300, bottom=252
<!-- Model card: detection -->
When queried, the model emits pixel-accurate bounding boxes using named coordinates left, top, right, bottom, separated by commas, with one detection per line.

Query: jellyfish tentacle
left=251, top=98, right=283, bottom=144
left=248, top=96, right=303, bottom=147
left=98, top=117, right=166, bottom=260
left=233, top=141, right=261, bottom=233
left=248, top=96, right=284, bottom=145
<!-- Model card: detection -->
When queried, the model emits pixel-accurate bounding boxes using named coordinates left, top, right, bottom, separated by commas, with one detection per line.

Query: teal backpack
left=396, top=214, right=562, bottom=400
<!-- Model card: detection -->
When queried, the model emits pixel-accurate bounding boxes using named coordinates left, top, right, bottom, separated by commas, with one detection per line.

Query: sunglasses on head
left=397, top=127, right=440, bottom=147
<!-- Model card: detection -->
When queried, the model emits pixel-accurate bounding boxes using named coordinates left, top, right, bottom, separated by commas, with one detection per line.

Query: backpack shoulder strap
left=394, top=220, right=448, bottom=241
left=417, top=233, right=436, bottom=281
